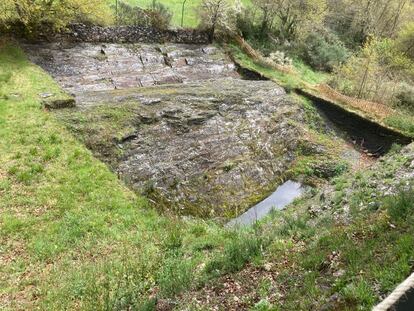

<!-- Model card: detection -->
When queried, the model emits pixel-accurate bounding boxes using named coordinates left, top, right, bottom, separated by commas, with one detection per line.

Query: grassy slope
left=181, top=146, right=414, bottom=310
left=2, top=41, right=413, bottom=311
left=0, top=42, right=254, bottom=310
left=123, top=0, right=251, bottom=28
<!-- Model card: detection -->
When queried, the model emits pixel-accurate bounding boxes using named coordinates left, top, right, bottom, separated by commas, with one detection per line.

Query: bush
left=116, top=2, right=150, bottom=26
left=301, top=30, right=349, bottom=72
left=386, top=189, right=414, bottom=222
left=268, top=51, right=293, bottom=66
left=205, top=233, right=264, bottom=276
left=236, top=9, right=263, bottom=40
left=146, top=1, right=172, bottom=30
left=115, top=1, right=171, bottom=30
left=157, top=255, right=194, bottom=297
left=0, top=0, right=113, bottom=36
left=396, top=84, right=414, bottom=112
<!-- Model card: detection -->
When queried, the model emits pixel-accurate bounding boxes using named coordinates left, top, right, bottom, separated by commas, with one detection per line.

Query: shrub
left=386, top=189, right=414, bottom=222
left=205, top=233, right=264, bottom=276
left=115, top=1, right=171, bottom=30
left=146, top=1, right=172, bottom=30
left=268, top=51, right=293, bottom=66
left=116, top=2, right=150, bottom=26
left=157, top=255, right=194, bottom=297
left=236, top=9, right=263, bottom=40
left=395, top=84, right=414, bottom=111
left=301, top=30, right=349, bottom=72
left=0, top=0, right=113, bottom=36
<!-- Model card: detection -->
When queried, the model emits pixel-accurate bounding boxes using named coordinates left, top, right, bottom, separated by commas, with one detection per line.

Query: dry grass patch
left=317, top=84, right=394, bottom=120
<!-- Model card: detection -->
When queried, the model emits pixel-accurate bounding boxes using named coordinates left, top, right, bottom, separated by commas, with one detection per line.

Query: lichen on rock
left=26, top=42, right=332, bottom=217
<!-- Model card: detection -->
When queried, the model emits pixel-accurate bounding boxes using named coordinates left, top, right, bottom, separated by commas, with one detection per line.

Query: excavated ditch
left=298, top=92, right=412, bottom=156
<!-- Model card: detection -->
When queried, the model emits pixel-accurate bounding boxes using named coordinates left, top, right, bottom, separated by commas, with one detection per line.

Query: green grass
left=179, top=142, right=414, bottom=309
left=230, top=44, right=329, bottom=91
left=0, top=42, right=248, bottom=310
left=2, top=41, right=414, bottom=310
left=122, top=0, right=251, bottom=28
left=385, top=113, right=414, bottom=138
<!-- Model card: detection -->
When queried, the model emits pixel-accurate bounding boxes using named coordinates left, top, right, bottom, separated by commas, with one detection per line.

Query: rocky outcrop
left=25, top=42, right=326, bottom=217
left=55, top=79, right=308, bottom=217
left=24, top=43, right=238, bottom=102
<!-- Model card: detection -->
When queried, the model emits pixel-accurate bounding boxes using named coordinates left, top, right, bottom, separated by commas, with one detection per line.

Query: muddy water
left=227, top=181, right=303, bottom=227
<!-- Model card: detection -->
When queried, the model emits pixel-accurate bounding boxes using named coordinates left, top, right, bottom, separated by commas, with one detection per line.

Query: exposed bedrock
left=56, top=80, right=310, bottom=217
left=25, top=42, right=324, bottom=217
left=23, top=42, right=238, bottom=99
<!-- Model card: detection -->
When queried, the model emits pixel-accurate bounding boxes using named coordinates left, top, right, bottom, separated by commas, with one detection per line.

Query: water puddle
left=227, top=180, right=303, bottom=227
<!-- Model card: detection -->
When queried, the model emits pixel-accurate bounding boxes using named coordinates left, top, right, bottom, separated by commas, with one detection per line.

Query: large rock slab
left=54, top=79, right=309, bottom=217
left=25, top=42, right=323, bottom=217
left=23, top=42, right=238, bottom=103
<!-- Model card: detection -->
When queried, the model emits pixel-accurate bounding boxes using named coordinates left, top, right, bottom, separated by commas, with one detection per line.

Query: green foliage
left=301, top=30, right=349, bottom=72
left=162, top=220, right=184, bottom=250
left=342, top=279, right=377, bottom=307
left=331, top=37, right=408, bottom=104
left=251, top=299, right=278, bottom=311
left=0, top=42, right=228, bottom=310
left=395, top=84, right=414, bottom=111
left=230, top=45, right=327, bottom=91
left=251, top=0, right=327, bottom=40
left=205, top=232, right=264, bottom=276
left=386, top=189, right=414, bottom=221
left=385, top=114, right=414, bottom=137
left=395, top=21, right=414, bottom=60
left=157, top=254, right=194, bottom=297
left=123, top=0, right=201, bottom=27
left=115, top=1, right=172, bottom=29
left=0, top=0, right=113, bottom=35
left=146, top=0, right=173, bottom=29
left=326, top=0, right=414, bottom=47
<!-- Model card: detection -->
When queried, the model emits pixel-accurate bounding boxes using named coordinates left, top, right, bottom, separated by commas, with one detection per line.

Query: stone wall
left=64, top=24, right=210, bottom=44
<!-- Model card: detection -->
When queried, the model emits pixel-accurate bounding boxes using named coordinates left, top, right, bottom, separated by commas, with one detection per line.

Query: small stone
left=42, top=98, right=76, bottom=109
left=39, top=92, right=54, bottom=98
left=264, top=263, right=273, bottom=271
left=333, top=269, right=345, bottom=277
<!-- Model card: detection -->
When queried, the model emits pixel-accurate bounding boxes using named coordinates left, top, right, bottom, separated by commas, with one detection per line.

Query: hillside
left=1, top=39, right=413, bottom=310
left=120, top=0, right=251, bottom=28
left=1, top=1, right=414, bottom=309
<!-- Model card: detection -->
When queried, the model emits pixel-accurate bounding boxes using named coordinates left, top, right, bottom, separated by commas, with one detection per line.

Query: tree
left=0, top=0, right=113, bottom=35
left=181, top=0, right=188, bottom=27
left=332, top=37, right=413, bottom=104
left=198, top=0, right=235, bottom=42
left=396, top=22, right=414, bottom=60
left=326, top=0, right=414, bottom=46
left=251, top=0, right=277, bottom=35
left=251, top=0, right=327, bottom=41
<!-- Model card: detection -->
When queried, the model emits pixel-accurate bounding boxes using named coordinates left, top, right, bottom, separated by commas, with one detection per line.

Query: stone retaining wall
left=64, top=24, right=210, bottom=44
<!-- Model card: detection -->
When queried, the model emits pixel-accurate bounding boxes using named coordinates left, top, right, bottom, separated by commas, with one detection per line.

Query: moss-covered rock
left=26, top=42, right=342, bottom=217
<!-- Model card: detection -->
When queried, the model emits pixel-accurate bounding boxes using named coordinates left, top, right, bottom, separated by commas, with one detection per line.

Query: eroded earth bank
left=24, top=42, right=360, bottom=217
